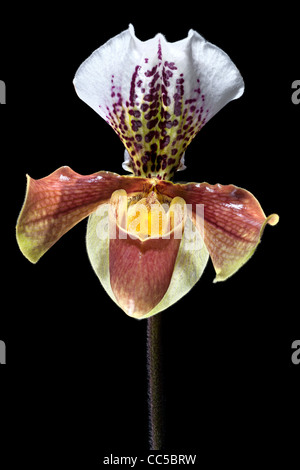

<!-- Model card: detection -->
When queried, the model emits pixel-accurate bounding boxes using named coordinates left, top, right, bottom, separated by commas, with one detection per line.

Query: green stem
left=147, top=313, right=165, bottom=450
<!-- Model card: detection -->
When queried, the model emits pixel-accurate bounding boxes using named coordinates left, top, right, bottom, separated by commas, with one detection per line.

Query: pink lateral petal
left=16, top=166, right=149, bottom=263
left=156, top=180, right=279, bottom=281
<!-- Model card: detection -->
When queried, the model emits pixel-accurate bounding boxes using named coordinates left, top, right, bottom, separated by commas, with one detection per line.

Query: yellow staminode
left=126, top=192, right=186, bottom=240
left=127, top=193, right=168, bottom=239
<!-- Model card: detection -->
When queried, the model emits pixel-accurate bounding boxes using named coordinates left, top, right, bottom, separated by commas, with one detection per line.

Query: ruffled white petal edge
left=74, top=24, right=244, bottom=122
left=74, top=25, right=244, bottom=179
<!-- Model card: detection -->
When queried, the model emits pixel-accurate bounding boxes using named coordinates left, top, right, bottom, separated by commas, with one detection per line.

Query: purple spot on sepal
left=145, top=109, right=158, bottom=120
left=145, top=65, right=158, bottom=77
left=145, top=130, right=159, bottom=143
left=130, top=66, right=141, bottom=106
left=131, top=120, right=142, bottom=132
left=147, top=117, right=159, bottom=129
left=141, top=103, right=149, bottom=112
left=104, top=39, right=209, bottom=180
left=164, top=61, right=177, bottom=70
left=167, top=157, right=176, bottom=166
left=129, top=109, right=141, bottom=118
left=160, top=135, right=170, bottom=150
left=162, top=94, right=171, bottom=106
left=157, top=40, right=162, bottom=60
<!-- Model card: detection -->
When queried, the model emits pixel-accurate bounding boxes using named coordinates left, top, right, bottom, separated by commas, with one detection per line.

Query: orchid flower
left=16, top=25, right=279, bottom=319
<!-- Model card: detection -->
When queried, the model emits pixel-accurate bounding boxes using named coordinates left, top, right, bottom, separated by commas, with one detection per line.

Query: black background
left=1, top=2, right=299, bottom=466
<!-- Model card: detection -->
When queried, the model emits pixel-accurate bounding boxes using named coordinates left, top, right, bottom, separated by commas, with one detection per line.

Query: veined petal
left=74, top=25, right=244, bottom=180
left=109, top=226, right=182, bottom=318
left=144, top=217, right=209, bottom=318
left=16, top=166, right=149, bottom=263
left=86, top=189, right=208, bottom=319
left=156, top=180, right=279, bottom=281
left=109, top=189, right=185, bottom=318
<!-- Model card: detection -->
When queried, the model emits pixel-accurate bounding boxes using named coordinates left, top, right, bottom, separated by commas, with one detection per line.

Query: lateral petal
left=16, top=166, right=149, bottom=263
left=156, top=180, right=279, bottom=281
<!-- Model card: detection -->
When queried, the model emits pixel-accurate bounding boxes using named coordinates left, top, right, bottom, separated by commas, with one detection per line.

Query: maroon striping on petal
left=16, top=167, right=151, bottom=263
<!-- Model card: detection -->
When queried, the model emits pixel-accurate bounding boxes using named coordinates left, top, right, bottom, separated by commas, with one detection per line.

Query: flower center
left=109, top=189, right=186, bottom=241
left=125, top=191, right=186, bottom=240
left=127, top=192, right=168, bottom=238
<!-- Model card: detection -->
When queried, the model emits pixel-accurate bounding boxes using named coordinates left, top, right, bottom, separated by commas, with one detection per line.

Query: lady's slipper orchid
left=16, top=25, right=279, bottom=319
